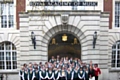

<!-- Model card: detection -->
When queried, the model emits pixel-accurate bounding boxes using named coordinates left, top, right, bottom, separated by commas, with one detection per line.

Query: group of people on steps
left=19, top=55, right=101, bottom=80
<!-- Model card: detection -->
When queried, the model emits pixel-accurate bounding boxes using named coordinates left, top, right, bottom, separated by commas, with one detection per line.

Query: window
left=1, top=2, right=14, bottom=28
left=112, top=41, right=120, bottom=68
left=0, top=42, right=17, bottom=70
left=115, top=2, right=120, bottom=27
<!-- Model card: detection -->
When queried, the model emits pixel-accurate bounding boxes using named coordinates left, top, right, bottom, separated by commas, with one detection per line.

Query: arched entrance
left=48, top=33, right=81, bottom=61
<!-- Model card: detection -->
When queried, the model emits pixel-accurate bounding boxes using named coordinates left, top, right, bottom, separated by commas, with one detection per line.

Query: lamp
left=52, top=38, right=56, bottom=44
left=62, top=34, right=67, bottom=41
left=31, top=31, right=36, bottom=49
left=93, top=31, right=97, bottom=49
left=73, top=38, right=78, bottom=44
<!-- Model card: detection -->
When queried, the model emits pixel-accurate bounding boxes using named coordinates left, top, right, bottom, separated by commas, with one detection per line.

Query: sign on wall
left=29, top=1, right=98, bottom=6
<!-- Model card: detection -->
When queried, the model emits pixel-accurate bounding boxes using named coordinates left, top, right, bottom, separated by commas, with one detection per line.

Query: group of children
left=19, top=55, right=101, bottom=80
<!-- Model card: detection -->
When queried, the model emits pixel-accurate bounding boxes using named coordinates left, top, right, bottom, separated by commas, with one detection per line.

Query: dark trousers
left=85, top=79, right=89, bottom=80
left=95, top=76, right=98, bottom=80
left=41, top=79, right=47, bottom=80
left=60, top=77, right=66, bottom=80
left=25, top=79, right=28, bottom=80
left=80, top=79, right=84, bottom=80
left=34, top=77, right=39, bottom=80
left=73, top=78, right=79, bottom=80
left=58, top=78, right=61, bottom=80
left=54, top=78, right=60, bottom=80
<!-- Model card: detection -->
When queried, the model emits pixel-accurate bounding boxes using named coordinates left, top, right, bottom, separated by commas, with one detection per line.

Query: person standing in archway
left=49, top=56, right=55, bottom=64
left=56, top=55, right=60, bottom=64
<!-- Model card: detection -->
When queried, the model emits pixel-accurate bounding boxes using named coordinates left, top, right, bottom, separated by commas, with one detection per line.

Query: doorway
left=48, top=33, right=81, bottom=61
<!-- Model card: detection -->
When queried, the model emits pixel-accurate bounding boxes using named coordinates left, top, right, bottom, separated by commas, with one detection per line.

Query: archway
left=48, top=33, right=81, bottom=61
left=41, top=24, right=87, bottom=62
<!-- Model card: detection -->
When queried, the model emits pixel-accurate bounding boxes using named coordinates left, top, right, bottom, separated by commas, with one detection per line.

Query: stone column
left=99, top=12, right=109, bottom=80
left=19, top=13, right=29, bottom=66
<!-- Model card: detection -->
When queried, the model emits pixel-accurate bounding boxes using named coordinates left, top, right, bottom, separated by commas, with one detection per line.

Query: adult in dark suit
left=88, top=66, right=95, bottom=80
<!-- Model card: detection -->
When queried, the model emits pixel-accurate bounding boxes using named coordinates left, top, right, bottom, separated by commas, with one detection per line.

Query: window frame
left=114, top=2, right=120, bottom=28
left=0, top=1, right=15, bottom=29
left=0, top=2, right=14, bottom=28
left=112, top=41, right=120, bottom=68
left=0, top=42, right=17, bottom=70
left=113, top=0, right=120, bottom=29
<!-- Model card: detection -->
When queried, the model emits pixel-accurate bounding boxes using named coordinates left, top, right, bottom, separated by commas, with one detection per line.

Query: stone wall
left=19, top=10, right=110, bottom=80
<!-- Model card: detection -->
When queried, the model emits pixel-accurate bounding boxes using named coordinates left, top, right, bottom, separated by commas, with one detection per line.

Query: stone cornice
left=19, top=10, right=109, bottom=16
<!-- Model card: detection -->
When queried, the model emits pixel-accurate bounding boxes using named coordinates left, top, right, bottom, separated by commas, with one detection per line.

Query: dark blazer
left=88, top=69, right=95, bottom=78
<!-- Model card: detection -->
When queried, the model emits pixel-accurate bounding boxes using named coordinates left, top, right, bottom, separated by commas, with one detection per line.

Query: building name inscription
left=30, top=1, right=98, bottom=6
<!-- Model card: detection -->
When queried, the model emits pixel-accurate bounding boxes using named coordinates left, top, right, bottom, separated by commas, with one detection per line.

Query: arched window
left=112, top=41, right=120, bottom=68
left=0, top=41, right=17, bottom=70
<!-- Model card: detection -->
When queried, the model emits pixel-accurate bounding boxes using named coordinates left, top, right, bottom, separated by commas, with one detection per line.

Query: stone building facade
left=0, top=0, right=120, bottom=80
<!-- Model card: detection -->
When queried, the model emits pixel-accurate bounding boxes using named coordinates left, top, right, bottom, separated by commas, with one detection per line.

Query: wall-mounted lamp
left=50, top=38, right=58, bottom=45
left=62, top=34, right=67, bottom=41
left=52, top=38, right=56, bottom=44
left=93, top=31, right=97, bottom=49
left=31, top=31, right=36, bottom=49
left=73, top=38, right=78, bottom=44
